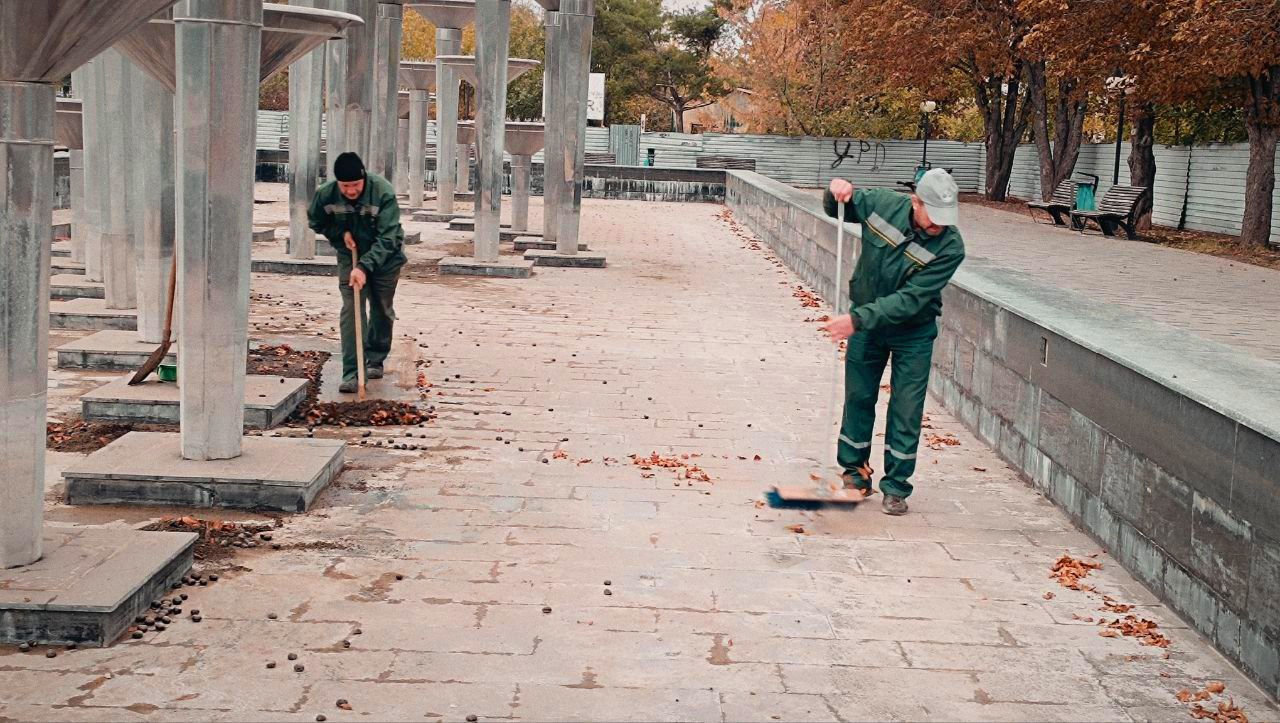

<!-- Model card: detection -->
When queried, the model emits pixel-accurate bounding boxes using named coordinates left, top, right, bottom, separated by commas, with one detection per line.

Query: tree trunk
left=1029, top=64, right=1087, bottom=201
left=976, top=67, right=1032, bottom=201
left=1240, top=67, right=1279, bottom=248
left=1127, top=103, right=1157, bottom=232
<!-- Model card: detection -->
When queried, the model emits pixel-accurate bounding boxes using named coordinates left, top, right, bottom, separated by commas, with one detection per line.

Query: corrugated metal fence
left=257, top=110, right=1279, bottom=242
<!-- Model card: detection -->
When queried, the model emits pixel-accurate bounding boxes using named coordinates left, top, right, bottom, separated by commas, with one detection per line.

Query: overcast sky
left=664, top=0, right=710, bottom=9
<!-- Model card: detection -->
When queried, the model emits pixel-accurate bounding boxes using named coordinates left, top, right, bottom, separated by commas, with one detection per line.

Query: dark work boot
left=338, top=379, right=358, bottom=394
left=882, top=494, right=909, bottom=516
left=366, top=364, right=384, bottom=380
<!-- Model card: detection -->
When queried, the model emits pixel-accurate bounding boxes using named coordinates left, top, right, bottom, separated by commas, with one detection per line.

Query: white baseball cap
left=916, top=168, right=959, bottom=227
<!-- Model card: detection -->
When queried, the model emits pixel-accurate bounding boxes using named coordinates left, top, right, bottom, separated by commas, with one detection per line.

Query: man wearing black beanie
left=307, top=152, right=408, bottom=393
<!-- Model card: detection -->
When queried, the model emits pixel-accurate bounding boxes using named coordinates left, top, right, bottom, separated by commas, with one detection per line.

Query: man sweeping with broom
left=308, top=152, right=407, bottom=395
left=819, top=169, right=965, bottom=515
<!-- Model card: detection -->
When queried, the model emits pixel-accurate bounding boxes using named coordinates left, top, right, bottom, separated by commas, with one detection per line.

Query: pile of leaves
left=1050, top=553, right=1101, bottom=592
left=629, top=452, right=712, bottom=483
left=792, top=285, right=823, bottom=308
left=1176, top=683, right=1248, bottom=722
left=304, top=400, right=425, bottom=427
left=144, top=515, right=279, bottom=566
left=1099, top=614, right=1171, bottom=648
left=924, top=433, right=961, bottom=451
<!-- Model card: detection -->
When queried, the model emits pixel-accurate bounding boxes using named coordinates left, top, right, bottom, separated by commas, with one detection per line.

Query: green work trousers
left=836, top=321, right=937, bottom=499
left=337, top=257, right=400, bottom=383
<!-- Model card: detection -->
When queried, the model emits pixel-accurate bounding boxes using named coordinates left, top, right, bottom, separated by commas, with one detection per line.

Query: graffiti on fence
left=830, top=139, right=887, bottom=172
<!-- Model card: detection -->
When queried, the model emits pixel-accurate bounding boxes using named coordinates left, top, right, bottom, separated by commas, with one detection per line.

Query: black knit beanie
left=334, top=152, right=365, bottom=182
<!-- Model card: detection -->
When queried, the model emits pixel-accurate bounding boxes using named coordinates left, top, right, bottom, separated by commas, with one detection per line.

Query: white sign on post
left=587, top=73, right=605, bottom=122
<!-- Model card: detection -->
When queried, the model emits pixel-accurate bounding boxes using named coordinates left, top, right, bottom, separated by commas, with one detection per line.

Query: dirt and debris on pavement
left=142, top=515, right=281, bottom=570
left=46, top=418, right=171, bottom=453
left=247, top=343, right=330, bottom=422
left=304, top=400, right=428, bottom=427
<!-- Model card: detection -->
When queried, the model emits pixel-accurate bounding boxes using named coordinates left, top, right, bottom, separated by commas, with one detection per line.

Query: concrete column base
left=51, top=259, right=86, bottom=275
left=57, top=330, right=176, bottom=371
left=82, top=375, right=308, bottom=429
left=523, top=249, right=606, bottom=268
left=414, top=210, right=469, bottom=223
left=0, top=527, right=197, bottom=647
left=64, top=432, right=345, bottom=513
left=252, top=228, right=276, bottom=244
left=513, top=238, right=587, bottom=252
left=51, top=240, right=72, bottom=257
left=50, top=298, right=138, bottom=331
left=50, top=274, right=104, bottom=299
left=438, top=256, right=533, bottom=278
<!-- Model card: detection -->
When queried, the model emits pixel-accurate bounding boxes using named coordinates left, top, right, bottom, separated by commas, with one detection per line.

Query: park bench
left=1070, top=184, right=1148, bottom=238
left=696, top=155, right=757, bottom=171
left=584, top=152, right=616, bottom=165
left=1026, top=179, right=1079, bottom=226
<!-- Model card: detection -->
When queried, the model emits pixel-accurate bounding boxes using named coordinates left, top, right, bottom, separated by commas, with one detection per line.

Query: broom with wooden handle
left=128, top=254, right=177, bottom=385
left=352, top=246, right=367, bottom=401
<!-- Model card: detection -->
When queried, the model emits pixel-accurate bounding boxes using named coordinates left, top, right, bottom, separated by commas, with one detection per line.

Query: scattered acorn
left=266, top=662, right=277, bottom=669
left=46, top=649, right=57, bottom=659
left=294, top=663, right=305, bottom=672
left=288, top=652, right=298, bottom=661
left=542, top=606, right=552, bottom=614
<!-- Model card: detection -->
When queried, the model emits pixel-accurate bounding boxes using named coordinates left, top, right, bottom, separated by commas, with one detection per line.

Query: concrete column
left=0, top=80, right=53, bottom=568
left=540, top=9, right=561, bottom=244
left=435, top=27, right=462, bottom=214
left=324, top=36, right=345, bottom=164
left=552, top=0, right=592, bottom=255
left=511, top=154, right=531, bottom=232
left=69, top=149, right=85, bottom=263
left=174, top=0, right=262, bottom=461
left=370, top=2, right=403, bottom=178
left=395, top=117, right=409, bottom=194
left=328, top=0, right=377, bottom=161
left=289, top=30, right=323, bottom=259
left=408, top=88, right=429, bottom=207
left=68, top=67, right=87, bottom=264
left=97, top=50, right=139, bottom=309
left=473, top=0, right=510, bottom=263
left=457, top=141, right=470, bottom=193
left=77, top=60, right=104, bottom=282
left=129, top=59, right=175, bottom=344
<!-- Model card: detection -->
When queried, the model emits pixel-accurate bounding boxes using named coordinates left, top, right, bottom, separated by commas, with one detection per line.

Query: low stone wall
left=724, top=169, right=1280, bottom=701
left=253, top=151, right=726, bottom=204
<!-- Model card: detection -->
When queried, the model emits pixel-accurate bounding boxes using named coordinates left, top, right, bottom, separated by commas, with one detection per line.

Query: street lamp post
left=1106, top=71, right=1134, bottom=185
left=920, top=99, right=936, bottom=168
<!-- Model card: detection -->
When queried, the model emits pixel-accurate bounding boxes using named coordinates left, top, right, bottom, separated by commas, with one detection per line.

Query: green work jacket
left=307, top=172, right=407, bottom=275
left=823, top=187, right=965, bottom=332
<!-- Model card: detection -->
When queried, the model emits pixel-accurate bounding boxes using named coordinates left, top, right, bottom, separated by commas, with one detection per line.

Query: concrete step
left=81, top=374, right=308, bottom=429
left=513, top=238, right=588, bottom=253
left=50, top=274, right=103, bottom=299
left=523, top=249, right=607, bottom=268
left=439, top=256, right=533, bottom=279
left=56, top=330, right=175, bottom=371
left=51, top=259, right=86, bottom=275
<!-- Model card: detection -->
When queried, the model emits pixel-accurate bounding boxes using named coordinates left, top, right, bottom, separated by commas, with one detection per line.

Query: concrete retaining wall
left=724, top=169, right=1280, bottom=702
left=254, top=150, right=726, bottom=204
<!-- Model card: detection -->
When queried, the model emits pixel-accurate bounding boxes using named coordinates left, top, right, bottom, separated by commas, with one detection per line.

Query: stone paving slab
left=63, top=432, right=344, bottom=512
left=0, top=527, right=195, bottom=646
left=56, top=330, right=175, bottom=371
left=414, top=210, right=470, bottom=223
left=49, top=297, right=137, bottom=331
left=514, top=237, right=587, bottom=252
left=11, top=187, right=1276, bottom=722
left=81, top=374, right=308, bottom=428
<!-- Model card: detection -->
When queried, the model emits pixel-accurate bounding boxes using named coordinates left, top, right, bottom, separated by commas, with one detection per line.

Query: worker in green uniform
left=307, top=152, right=408, bottom=394
left=820, top=169, right=965, bottom=515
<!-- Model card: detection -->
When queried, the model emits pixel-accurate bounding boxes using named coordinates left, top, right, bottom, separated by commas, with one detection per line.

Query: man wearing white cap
left=820, top=168, right=966, bottom=516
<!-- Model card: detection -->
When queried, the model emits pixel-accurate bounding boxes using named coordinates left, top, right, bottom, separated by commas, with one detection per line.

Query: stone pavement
left=9, top=187, right=1278, bottom=722
left=954, top=204, right=1280, bottom=365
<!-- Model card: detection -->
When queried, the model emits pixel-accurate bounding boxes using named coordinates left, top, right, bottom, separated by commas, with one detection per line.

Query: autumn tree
left=1144, top=0, right=1280, bottom=247
left=832, top=0, right=1037, bottom=200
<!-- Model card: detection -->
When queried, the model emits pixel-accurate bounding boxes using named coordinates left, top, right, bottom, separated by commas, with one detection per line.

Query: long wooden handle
left=351, top=247, right=366, bottom=400
left=162, top=253, right=177, bottom=343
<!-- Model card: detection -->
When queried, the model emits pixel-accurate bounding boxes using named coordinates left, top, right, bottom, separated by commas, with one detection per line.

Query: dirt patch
left=304, top=399, right=429, bottom=427
left=247, top=344, right=330, bottom=422
left=960, top=192, right=1032, bottom=215
left=1142, top=226, right=1280, bottom=271
left=47, top=418, right=172, bottom=454
left=141, top=515, right=280, bottom=570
